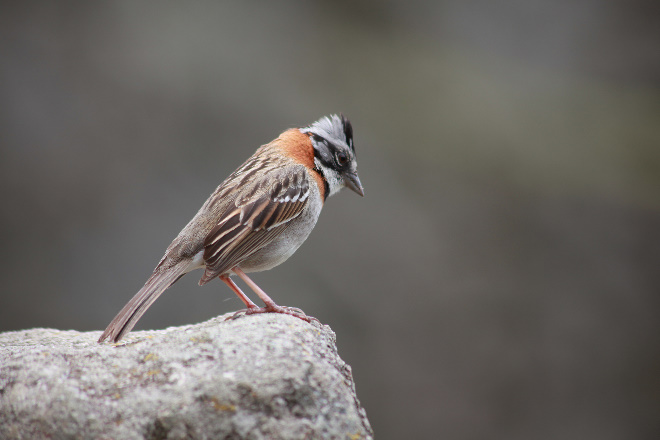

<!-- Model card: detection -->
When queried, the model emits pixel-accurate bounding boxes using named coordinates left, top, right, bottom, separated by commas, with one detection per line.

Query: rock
left=0, top=313, right=373, bottom=440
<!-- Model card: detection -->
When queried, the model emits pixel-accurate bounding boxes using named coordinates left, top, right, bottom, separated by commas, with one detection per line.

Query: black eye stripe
left=313, top=148, right=334, bottom=168
left=310, top=133, right=352, bottom=171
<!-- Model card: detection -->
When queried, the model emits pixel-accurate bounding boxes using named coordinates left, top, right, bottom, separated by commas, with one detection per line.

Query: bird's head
left=301, top=114, right=364, bottom=198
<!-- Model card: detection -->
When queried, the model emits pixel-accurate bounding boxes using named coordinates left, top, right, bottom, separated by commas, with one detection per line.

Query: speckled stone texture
left=0, top=313, right=372, bottom=440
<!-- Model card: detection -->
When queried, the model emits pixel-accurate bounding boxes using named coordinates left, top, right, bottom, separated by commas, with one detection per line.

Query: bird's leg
left=232, top=267, right=281, bottom=310
left=220, top=275, right=258, bottom=309
left=230, top=267, right=318, bottom=324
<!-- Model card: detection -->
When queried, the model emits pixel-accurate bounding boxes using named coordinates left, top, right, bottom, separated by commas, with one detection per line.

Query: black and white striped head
left=301, top=114, right=364, bottom=199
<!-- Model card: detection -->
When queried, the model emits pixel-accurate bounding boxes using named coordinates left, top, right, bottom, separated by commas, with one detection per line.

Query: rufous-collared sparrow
left=98, top=114, right=363, bottom=343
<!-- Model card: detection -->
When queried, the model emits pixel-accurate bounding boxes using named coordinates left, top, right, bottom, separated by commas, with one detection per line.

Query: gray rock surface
left=0, top=313, right=372, bottom=440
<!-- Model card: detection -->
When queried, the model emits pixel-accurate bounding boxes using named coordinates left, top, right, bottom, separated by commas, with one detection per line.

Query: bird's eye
left=336, top=152, right=349, bottom=167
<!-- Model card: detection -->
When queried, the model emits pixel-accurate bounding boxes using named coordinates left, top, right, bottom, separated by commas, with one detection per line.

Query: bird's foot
left=226, top=304, right=318, bottom=324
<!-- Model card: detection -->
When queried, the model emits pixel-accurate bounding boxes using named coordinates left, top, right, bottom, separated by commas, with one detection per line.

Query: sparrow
left=98, top=114, right=363, bottom=343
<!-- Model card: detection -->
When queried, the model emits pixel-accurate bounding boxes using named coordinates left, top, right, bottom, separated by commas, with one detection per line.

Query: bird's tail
left=98, top=260, right=190, bottom=343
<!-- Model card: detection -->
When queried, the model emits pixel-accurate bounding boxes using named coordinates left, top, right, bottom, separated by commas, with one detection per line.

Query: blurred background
left=1, top=1, right=659, bottom=438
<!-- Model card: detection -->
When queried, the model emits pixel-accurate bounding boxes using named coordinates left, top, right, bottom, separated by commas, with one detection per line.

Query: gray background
left=2, top=1, right=659, bottom=439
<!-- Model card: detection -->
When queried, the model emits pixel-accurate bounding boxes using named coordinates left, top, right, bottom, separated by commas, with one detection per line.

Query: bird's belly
left=238, top=190, right=323, bottom=273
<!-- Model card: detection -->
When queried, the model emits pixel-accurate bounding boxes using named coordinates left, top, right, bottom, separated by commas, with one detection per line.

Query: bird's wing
left=199, top=164, right=310, bottom=283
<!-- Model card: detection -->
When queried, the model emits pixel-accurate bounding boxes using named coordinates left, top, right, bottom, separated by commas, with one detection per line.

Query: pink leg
left=231, top=267, right=317, bottom=324
left=220, top=275, right=258, bottom=309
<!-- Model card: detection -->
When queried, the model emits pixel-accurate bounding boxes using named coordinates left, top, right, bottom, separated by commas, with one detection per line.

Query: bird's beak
left=343, top=171, right=364, bottom=197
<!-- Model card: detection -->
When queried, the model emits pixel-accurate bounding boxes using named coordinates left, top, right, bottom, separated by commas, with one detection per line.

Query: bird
left=98, top=114, right=363, bottom=343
